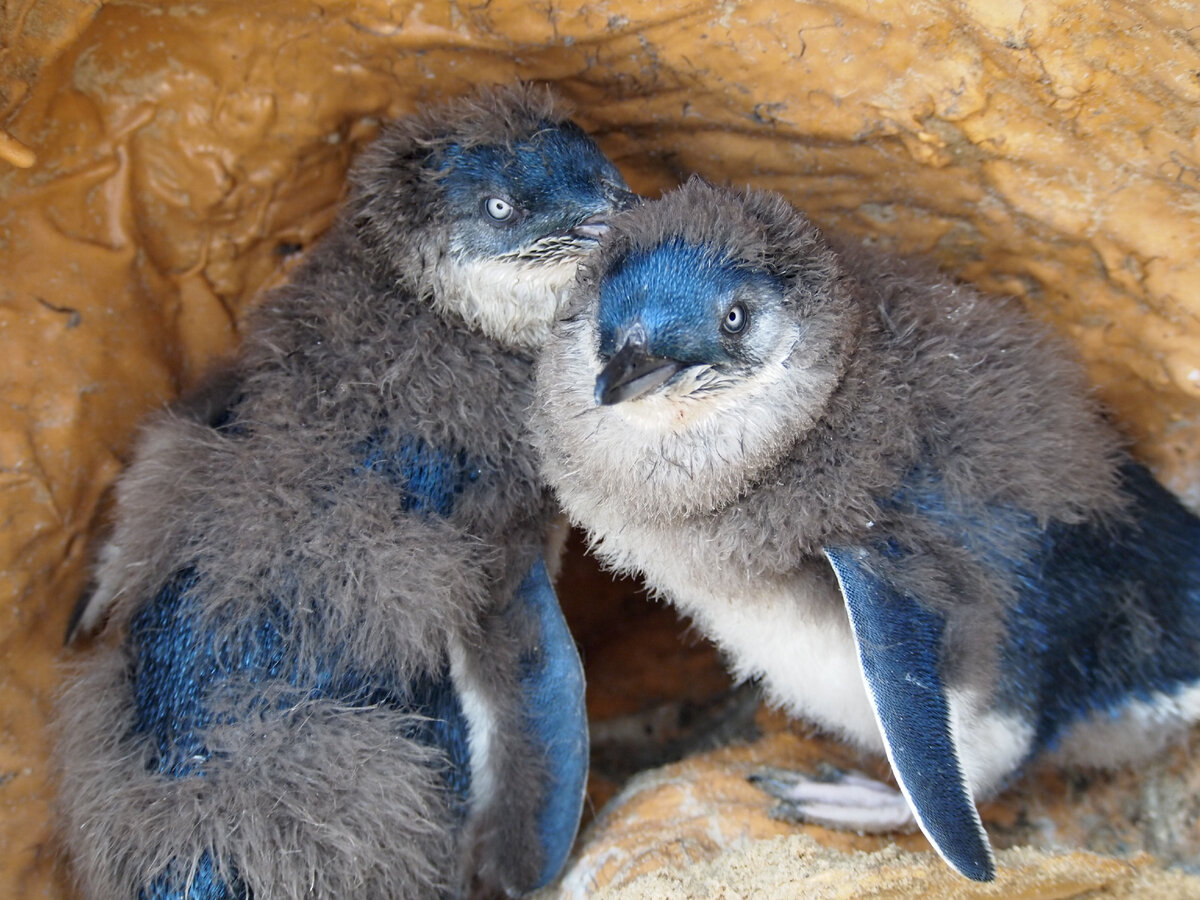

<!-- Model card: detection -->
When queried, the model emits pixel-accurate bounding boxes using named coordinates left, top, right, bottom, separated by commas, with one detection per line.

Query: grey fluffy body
left=533, top=179, right=1148, bottom=800
left=56, top=84, right=609, bottom=899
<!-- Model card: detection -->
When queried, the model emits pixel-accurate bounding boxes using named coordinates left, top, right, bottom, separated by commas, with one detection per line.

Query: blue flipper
left=824, top=547, right=995, bottom=882
left=511, top=556, right=589, bottom=890
left=364, top=427, right=587, bottom=886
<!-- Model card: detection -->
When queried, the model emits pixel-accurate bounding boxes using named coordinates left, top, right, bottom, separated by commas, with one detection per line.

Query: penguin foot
left=748, top=764, right=914, bottom=833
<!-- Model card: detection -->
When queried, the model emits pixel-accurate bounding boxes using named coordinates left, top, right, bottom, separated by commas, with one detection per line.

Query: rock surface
left=557, top=835, right=1200, bottom=900
left=2, top=1, right=1199, bottom=897
left=537, top=700, right=1200, bottom=898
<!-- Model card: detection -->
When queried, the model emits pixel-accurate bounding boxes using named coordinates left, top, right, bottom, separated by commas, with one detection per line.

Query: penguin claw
left=749, top=765, right=914, bottom=833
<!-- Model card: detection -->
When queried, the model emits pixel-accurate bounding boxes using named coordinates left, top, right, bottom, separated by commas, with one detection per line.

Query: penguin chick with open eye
left=532, top=177, right=1200, bottom=882
left=55, top=82, right=635, bottom=900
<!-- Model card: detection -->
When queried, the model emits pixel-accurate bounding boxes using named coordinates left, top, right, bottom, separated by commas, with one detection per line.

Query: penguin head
left=592, top=237, right=794, bottom=405
left=533, top=178, right=858, bottom=519
left=585, top=177, right=854, bottom=413
left=349, top=83, right=635, bottom=350
left=437, top=120, right=633, bottom=261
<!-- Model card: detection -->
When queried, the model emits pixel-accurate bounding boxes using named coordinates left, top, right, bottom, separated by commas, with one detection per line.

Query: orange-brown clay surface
left=3, top=1, right=1199, bottom=896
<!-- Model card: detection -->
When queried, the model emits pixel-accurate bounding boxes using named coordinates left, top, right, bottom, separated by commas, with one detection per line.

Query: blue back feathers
left=139, top=851, right=246, bottom=900
left=125, top=426, right=587, bottom=897
left=128, top=568, right=471, bottom=794
left=824, top=461, right=1200, bottom=881
left=126, top=431, right=480, bottom=898
left=596, top=238, right=781, bottom=364
left=861, top=461, right=1200, bottom=755
left=358, top=431, right=480, bottom=517
left=999, top=462, right=1200, bottom=751
left=128, top=567, right=472, bottom=900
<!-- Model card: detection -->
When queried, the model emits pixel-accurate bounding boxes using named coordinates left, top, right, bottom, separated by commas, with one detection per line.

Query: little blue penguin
left=531, top=177, right=1200, bottom=882
left=55, top=83, right=634, bottom=899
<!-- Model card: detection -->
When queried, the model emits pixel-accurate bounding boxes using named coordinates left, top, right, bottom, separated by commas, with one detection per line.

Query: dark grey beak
left=569, top=189, right=640, bottom=243
left=569, top=190, right=640, bottom=243
left=569, top=212, right=612, bottom=242
left=594, top=338, right=683, bottom=406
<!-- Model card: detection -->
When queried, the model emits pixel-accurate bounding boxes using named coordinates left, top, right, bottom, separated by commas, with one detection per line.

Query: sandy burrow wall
left=1, top=1, right=1198, bottom=895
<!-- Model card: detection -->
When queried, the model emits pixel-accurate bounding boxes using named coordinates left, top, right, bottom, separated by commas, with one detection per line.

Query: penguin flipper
left=510, top=555, right=589, bottom=890
left=824, top=546, right=996, bottom=882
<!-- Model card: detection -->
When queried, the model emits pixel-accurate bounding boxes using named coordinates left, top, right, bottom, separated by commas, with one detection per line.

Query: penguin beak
left=594, top=337, right=683, bottom=406
left=569, top=190, right=639, bottom=243
left=569, top=212, right=612, bottom=242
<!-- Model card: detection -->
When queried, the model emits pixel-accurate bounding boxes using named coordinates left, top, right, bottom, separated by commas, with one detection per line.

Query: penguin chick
left=532, top=177, right=1200, bottom=882
left=56, top=82, right=634, bottom=900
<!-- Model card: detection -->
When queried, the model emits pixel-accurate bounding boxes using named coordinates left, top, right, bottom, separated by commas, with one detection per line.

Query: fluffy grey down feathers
left=532, top=179, right=1128, bottom=783
left=55, top=84, right=593, bottom=899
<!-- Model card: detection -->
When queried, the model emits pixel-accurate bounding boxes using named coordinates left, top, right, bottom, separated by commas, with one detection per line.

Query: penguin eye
left=721, top=303, right=748, bottom=335
left=484, top=197, right=515, bottom=221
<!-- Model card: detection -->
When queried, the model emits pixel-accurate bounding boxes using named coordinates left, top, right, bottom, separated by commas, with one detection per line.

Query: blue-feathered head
left=437, top=121, right=633, bottom=261
left=599, top=237, right=784, bottom=358
left=586, top=179, right=847, bottom=405
left=348, top=83, right=636, bottom=349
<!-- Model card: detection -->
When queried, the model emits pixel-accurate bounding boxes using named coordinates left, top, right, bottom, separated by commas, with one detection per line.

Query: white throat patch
left=534, top=315, right=839, bottom=521
left=431, top=254, right=580, bottom=351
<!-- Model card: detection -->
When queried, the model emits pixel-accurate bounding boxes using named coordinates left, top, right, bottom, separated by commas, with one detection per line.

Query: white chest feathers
left=588, top=517, right=883, bottom=754
left=432, top=254, right=577, bottom=351
left=689, top=577, right=885, bottom=754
